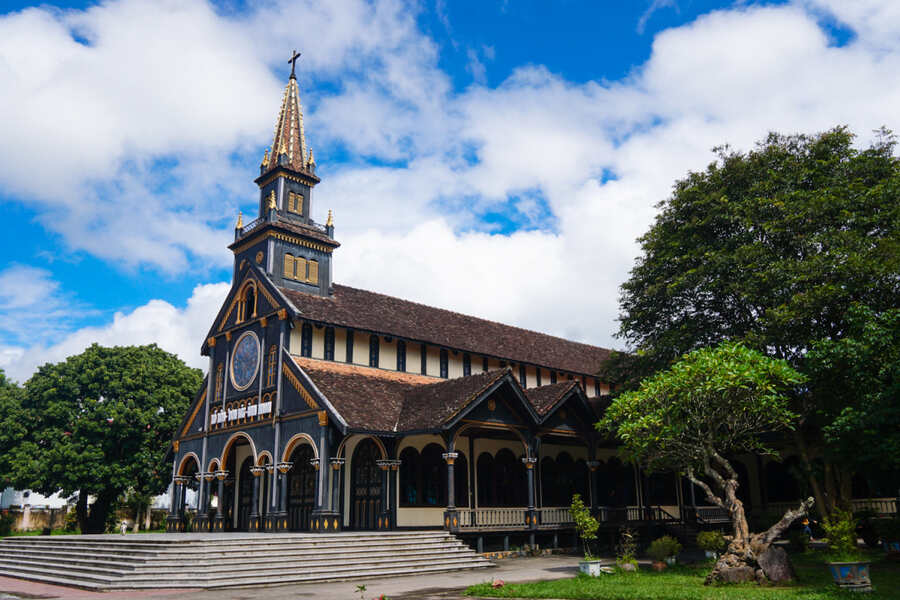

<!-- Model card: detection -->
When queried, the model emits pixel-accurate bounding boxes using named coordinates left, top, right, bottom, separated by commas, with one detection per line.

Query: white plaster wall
left=585, top=377, right=595, bottom=397
left=311, top=327, right=325, bottom=359
left=407, top=342, right=422, bottom=373
left=380, top=337, right=398, bottom=371
left=397, top=507, right=444, bottom=527
left=447, top=353, right=464, bottom=378
left=288, top=326, right=301, bottom=354
left=487, top=357, right=501, bottom=371
left=525, top=366, right=537, bottom=388
left=334, top=328, right=347, bottom=362
left=352, top=331, right=369, bottom=366
left=426, top=346, right=440, bottom=376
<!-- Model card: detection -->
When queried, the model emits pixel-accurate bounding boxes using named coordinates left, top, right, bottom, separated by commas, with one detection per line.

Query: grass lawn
left=466, top=550, right=899, bottom=599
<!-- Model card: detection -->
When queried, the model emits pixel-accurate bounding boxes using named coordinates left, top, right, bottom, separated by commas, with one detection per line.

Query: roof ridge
left=331, top=283, right=612, bottom=354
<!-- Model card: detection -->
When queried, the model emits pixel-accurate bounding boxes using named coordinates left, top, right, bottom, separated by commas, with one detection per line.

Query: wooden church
left=166, top=61, right=708, bottom=542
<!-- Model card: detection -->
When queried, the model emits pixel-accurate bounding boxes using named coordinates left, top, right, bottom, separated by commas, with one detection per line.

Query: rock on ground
left=757, top=546, right=796, bottom=582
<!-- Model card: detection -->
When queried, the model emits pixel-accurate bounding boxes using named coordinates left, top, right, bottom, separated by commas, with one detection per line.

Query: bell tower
left=229, top=52, right=339, bottom=297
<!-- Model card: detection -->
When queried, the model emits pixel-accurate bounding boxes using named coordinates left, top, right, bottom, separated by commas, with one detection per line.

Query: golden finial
left=261, top=148, right=269, bottom=166
left=307, top=147, right=316, bottom=166
left=278, top=136, right=287, bottom=157
left=326, top=209, right=333, bottom=227
left=236, top=210, right=243, bottom=229
left=268, top=191, right=277, bottom=210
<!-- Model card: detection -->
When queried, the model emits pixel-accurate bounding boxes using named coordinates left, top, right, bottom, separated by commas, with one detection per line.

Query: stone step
left=0, top=541, right=468, bottom=565
left=0, top=537, right=461, bottom=557
left=0, top=531, right=490, bottom=590
left=0, top=547, right=480, bottom=576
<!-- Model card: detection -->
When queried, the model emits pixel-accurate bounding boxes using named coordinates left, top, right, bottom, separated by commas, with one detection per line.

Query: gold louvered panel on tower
left=283, top=254, right=295, bottom=279
left=307, top=260, right=318, bottom=284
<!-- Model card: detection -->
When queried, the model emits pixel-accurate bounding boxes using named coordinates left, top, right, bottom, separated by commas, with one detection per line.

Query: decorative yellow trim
left=231, top=230, right=335, bottom=256
left=255, top=251, right=264, bottom=264
left=256, top=170, right=318, bottom=190
left=236, top=211, right=243, bottom=229
left=317, top=410, right=328, bottom=427
left=326, top=209, right=333, bottom=227
left=260, top=316, right=268, bottom=327
left=173, top=440, right=180, bottom=453
left=180, top=388, right=207, bottom=438
left=278, top=309, right=288, bottom=320
left=284, top=366, right=318, bottom=409
left=208, top=337, right=216, bottom=348
left=225, top=331, right=232, bottom=342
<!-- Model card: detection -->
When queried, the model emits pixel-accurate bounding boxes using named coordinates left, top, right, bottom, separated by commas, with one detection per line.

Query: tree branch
left=759, top=496, right=815, bottom=545
left=686, top=467, right=725, bottom=509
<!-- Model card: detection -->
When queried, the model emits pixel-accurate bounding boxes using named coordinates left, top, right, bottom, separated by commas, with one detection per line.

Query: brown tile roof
left=274, top=218, right=340, bottom=246
left=281, top=284, right=611, bottom=376
left=396, top=369, right=510, bottom=431
left=292, top=357, right=514, bottom=432
left=525, top=381, right=579, bottom=416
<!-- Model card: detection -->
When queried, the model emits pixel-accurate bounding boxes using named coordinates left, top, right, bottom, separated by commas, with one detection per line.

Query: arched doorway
left=287, top=444, right=316, bottom=531
left=237, top=456, right=253, bottom=530
left=350, top=439, right=382, bottom=530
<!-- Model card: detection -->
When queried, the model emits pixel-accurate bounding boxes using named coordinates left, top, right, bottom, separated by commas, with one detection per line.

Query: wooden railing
left=766, top=498, right=897, bottom=517
left=458, top=508, right=527, bottom=528
left=694, top=506, right=730, bottom=524
left=538, top=507, right=573, bottom=525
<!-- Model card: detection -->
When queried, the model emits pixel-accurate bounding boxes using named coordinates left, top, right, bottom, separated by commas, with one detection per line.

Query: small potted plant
left=822, top=508, right=872, bottom=592
left=697, top=530, right=726, bottom=560
left=571, top=494, right=602, bottom=576
left=616, top=526, right=639, bottom=571
left=647, top=535, right=682, bottom=569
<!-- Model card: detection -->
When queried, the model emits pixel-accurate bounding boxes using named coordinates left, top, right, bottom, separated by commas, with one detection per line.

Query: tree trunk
left=75, top=490, right=88, bottom=534
left=84, top=489, right=118, bottom=534
left=143, top=505, right=152, bottom=531
left=706, top=497, right=814, bottom=585
left=792, top=430, right=828, bottom=519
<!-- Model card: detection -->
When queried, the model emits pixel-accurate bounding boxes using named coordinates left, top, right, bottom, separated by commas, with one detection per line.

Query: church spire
left=262, top=57, right=313, bottom=176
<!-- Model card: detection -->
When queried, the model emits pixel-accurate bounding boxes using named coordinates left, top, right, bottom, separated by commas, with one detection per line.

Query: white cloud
left=3, top=0, right=900, bottom=381
left=0, top=281, right=229, bottom=384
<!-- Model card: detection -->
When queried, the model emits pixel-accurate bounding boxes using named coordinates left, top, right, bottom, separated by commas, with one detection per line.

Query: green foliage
left=0, top=370, right=25, bottom=487
left=696, top=530, right=726, bottom=553
left=822, top=508, right=863, bottom=562
left=464, top=550, right=899, bottom=599
left=806, top=305, right=900, bottom=474
left=598, top=342, right=803, bottom=474
left=8, top=344, right=201, bottom=533
left=63, top=506, right=79, bottom=532
left=617, top=127, right=900, bottom=377
left=616, top=526, right=638, bottom=566
left=647, top=535, right=682, bottom=561
left=570, top=494, right=599, bottom=559
left=0, top=511, right=14, bottom=537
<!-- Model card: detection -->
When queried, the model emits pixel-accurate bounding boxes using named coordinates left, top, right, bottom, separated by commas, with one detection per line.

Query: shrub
left=570, top=494, right=599, bottom=560
left=647, top=535, right=682, bottom=562
left=616, top=526, right=639, bottom=567
left=63, top=506, right=79, bottom=532
left=822, top=508, right=862, bottom=562
left=696, top=530, right=726, bottom=553
left=0, top=511, right=14, bottom=537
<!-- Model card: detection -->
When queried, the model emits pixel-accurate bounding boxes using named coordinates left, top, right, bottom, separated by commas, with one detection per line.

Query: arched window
left=399, top=447, right=421, bottom=506
left=477, top=453, right=495, bottom=507
left=266, top=345, right=277, bottom=387
left=421, top=444, right=446, bottom=506
left=245, top=285, right=257, bottom=319
left=541, top=457, right=557, bottom=506
left=307, top=260, right=319, bottom=284
left=455, top=452, right=469, bottom=508
left=495, top=449, right=523, bottom=507
left=215, top=363, right=224, bottom=403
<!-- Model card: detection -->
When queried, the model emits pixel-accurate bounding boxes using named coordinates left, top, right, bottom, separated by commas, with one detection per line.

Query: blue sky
left=0, top=0, right=897, bottom=381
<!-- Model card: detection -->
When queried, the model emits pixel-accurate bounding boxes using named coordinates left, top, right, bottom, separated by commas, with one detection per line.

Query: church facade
left=167, top=65, right=811, bottom=541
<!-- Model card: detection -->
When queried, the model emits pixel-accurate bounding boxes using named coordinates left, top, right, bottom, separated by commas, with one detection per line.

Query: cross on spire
left=288, top=49, right=301, bottom=79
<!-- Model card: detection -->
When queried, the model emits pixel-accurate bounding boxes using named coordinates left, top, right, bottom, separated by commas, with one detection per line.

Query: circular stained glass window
left=230, top=331, right=260, bottom=391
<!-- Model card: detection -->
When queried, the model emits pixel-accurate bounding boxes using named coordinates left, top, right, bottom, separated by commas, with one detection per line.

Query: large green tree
left=9, top=344, right=201, bottom=533
left=612, top=127, right=900, bottom=512
left=599, top=342, right=812, bottom=584
left=806, top=305, right=900, bottom=497
left=0, top=369, right=25, bottom=488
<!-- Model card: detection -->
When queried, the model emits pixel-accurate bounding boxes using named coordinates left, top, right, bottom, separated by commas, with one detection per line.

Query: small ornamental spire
left=236, top=210, right=243, bottom=229
left=326, top=209, right=333, bottom=227
left=261, top=148, right=269, bottom=166
left=268, top=190, right=277, bottom=210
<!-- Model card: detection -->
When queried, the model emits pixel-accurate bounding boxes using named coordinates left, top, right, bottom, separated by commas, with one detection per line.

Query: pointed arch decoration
left=220, top=431, right=258, bottom=466
left=281, top=433, right=319, bottom=463
left=177, top=452, right=201, bottom=476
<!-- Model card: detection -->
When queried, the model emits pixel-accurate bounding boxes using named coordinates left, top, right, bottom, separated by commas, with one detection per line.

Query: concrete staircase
left=0, top=530, right=493, bottom=590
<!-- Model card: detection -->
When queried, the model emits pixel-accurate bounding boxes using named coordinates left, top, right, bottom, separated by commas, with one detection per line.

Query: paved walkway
left=0, top=555, right=583, bottom=600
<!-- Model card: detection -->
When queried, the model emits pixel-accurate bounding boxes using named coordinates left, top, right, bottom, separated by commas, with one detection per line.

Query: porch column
left=523, top=457, right=538, bottom=546
left=265, top=464, right=276, bottom=530
left=443, top=452, right=460, bottom=532
left=329, top=459, right=345, bottom=514
left=587, top=461, right=600, bottom=511
left=376, top=460, right=390, bottom=529
left=199, top=472, right=215, bottom=531
left=214, top=470, right=228, bottom=532
left=249, top=466, right=263, bottom=530
left=275, top=461, right=292, bottom=531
